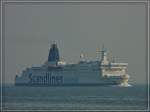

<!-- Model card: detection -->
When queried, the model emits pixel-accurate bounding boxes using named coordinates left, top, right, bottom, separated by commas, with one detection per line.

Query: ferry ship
left=15, top=43, right=130, bottom=86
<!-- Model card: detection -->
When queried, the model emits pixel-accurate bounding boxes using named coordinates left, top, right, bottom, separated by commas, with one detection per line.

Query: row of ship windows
left=30, top=68, right=99, bottom=73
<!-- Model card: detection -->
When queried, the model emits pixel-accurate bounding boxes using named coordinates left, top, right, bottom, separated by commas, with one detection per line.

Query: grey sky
left=4, top=3, right=146, bottom=84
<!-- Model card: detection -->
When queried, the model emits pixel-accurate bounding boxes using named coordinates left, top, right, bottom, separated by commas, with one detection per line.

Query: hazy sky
left=4, top=2, right=147, bottom=84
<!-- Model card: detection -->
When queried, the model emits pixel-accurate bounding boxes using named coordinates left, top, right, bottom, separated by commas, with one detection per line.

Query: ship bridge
left=99, top=48, right=128, bottom=78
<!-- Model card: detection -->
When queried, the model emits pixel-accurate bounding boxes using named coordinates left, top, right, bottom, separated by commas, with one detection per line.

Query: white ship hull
left=15, top=43, right=130, bottom=86
left=15, top=62, right=128, bottom=86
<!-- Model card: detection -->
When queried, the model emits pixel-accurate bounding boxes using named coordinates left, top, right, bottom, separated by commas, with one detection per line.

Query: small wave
left=111, top=84, right=132, bottom=87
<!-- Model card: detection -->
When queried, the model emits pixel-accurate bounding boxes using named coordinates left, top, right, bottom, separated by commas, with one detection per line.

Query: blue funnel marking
left=48, top=44, right=60, bottom=62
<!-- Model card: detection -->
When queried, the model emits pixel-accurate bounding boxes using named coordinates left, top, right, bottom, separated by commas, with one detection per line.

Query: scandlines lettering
left=29, top=73, right=63, bottom=85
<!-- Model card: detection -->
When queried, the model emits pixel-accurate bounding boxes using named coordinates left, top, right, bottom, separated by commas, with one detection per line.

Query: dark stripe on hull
left=15, top=83, right=118, bottom=87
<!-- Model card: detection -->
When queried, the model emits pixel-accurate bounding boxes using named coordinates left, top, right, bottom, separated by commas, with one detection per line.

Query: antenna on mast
left=96, top=44, right=107, bottom=61
left=112, top=56, right=115, bottom=63
left=102, top=44, right=104, bottom=51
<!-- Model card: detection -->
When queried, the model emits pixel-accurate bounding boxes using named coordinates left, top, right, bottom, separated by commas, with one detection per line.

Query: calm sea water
left=2, top=84, right=148, bottom=111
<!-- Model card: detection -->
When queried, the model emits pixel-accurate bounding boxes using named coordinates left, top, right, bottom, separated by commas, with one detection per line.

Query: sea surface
left=2, top=84, right=148, bottom=111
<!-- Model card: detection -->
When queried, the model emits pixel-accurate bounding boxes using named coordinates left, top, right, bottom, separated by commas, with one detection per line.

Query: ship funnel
left=48, top=43, right=60, bottom=63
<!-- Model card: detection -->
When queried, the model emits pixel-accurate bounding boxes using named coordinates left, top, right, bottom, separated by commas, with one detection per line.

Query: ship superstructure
left=15, top=43, right=130, bottom=86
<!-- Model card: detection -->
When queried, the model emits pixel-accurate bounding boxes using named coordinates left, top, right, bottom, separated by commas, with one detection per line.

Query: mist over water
left=2, top=84, right=148, bottom=110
